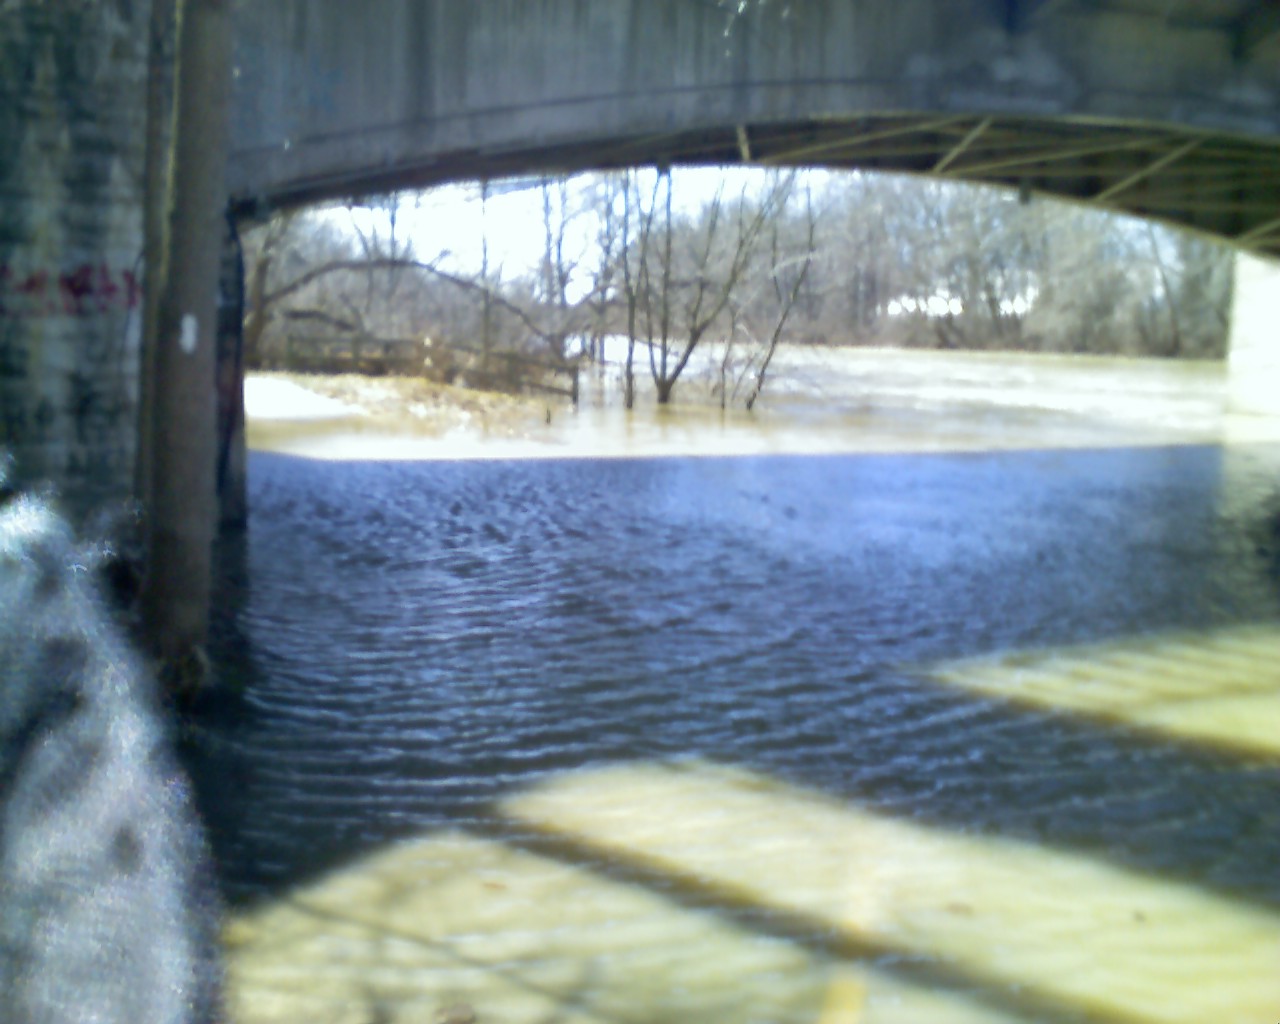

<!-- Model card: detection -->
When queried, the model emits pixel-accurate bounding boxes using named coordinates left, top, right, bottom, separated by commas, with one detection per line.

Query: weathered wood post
left=136, top=0, right=175, bottom=511
left=142, top=0, right=234, bottom=679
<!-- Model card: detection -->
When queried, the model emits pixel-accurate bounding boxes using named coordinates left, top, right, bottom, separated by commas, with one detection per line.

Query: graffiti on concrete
left=0, top=264, right=141, bottom=318
left=0, top=397, right=57, bottom=445
left=69, top=367, right=129, bottom=445
left=0, top=259, right=138, bottom=496
left=64, top=445, right=128, bottom=481
left=0, top=336, right=28, bottom=379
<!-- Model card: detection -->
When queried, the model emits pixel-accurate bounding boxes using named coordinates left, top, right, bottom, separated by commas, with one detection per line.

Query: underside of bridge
left=229, top=0, right=1280, bottom=257
left=294, top=112, right=1280, bottom=258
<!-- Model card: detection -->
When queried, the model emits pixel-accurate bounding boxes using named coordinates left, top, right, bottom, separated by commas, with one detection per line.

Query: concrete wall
left=0, top=1, right=149, bottom=515
left=1227, top=253, right=1280, bottom=417
left=228, top=0, right=1280, bottom=207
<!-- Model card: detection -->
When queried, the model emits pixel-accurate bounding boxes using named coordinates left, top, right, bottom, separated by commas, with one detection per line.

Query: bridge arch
left=230, top=0, right=1280, bottom=256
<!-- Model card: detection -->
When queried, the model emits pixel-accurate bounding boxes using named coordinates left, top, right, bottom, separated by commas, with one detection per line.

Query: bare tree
left=241, top=195, right=594, bottom=395
left=620, top=169, right=796, bottom=404
left=135, top=0, right=176, bottom=506
left=580, top=175, right=626, bottom=364
left=618, top=171, right=662, bottom=409
left=742, top=187, right=816, bottom=410
left=536, top=176, right=583, bottom=362
left=240, top=169, right=1230, bottom=416
left=346, top=192, right=421, bottom=337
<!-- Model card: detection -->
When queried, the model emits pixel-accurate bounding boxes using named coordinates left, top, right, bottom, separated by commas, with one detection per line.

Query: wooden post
left=142, top=0, right=233, bottom=681
left=136, top=0, right=176, bottom=505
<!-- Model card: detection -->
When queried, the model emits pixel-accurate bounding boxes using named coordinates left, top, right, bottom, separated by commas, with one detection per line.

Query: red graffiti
left=58, top=264, right=94, bottom=308
left=0, top=263, right=141, bottom=317
left=96, top=264, right=120, bottom=306
left=16, top=269, right=49, bottom=297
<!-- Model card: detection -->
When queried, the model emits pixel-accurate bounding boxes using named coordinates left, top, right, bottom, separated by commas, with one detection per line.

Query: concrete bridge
left=231, top=0, right=1280, bottom=258
left=1, top=0, right=1279, bottom=515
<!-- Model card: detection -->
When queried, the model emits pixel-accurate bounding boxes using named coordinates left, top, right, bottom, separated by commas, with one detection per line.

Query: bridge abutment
left=0, top=2, right=149, bottom=518
left=1227, top=252, right=1280, bottom=418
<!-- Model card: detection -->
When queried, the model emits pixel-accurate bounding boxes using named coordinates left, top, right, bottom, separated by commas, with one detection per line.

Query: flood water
left=199, top=352, right=1280, bottom=1024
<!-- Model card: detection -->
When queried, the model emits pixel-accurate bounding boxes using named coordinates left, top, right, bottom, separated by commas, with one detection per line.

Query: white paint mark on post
left=180, top=314, right=198, bottom=354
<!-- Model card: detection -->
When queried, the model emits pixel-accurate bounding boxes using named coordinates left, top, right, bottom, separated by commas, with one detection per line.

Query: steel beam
left=1091, top=137, right=1201, bottom=201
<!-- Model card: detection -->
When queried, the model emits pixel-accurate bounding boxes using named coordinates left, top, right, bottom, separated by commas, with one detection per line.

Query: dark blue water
left=195, top=444, right=1280, bottom=909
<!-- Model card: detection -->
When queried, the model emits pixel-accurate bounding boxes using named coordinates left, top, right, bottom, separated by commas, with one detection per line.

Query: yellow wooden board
left=502, top=760, right=1280, bottom=1024
left=224, top=828, right=1031, bottom=1024
left=929, top=623, right=1280, bottom=758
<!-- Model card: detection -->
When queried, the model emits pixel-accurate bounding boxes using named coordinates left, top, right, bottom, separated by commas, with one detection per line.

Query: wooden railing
left=443, top=342, right=580, bottom=406
left=282, top=335, right=423, bottom=375
left=281, top=334, right=580, bottom=405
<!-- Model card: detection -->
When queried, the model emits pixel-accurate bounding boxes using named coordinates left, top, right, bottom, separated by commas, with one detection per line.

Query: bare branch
left=747, top=186, right=815, bottom=410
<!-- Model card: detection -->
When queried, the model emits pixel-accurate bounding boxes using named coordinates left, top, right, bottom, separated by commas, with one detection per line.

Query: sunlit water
left=197, top=351, right=1280, bottom=1023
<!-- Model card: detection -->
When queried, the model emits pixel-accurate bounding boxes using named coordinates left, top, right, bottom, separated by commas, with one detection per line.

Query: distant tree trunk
left=142, top=0, right=233, bottom=687
left=746, top=192, right=815, bottom=411
left=1147, top=226, right=1183, bottom=357
left=584, top=175, right=623, bottom=366
left=135, top=0, right=176, bottom=505
left=624, top=339, right=636, bottom=408
left=243, top=244, right=272, bottom=366
left=650, top=171, right=676, bottom=403
left=480, top=181, right=493, bottom=372
left=621, top=174, right=639, bottom=410
left=539, top=177, right=575, bottom=361
left=718, top=308, right=739, bottom=410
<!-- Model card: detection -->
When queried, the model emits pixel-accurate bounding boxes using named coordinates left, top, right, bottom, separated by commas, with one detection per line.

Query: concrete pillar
left=1227, top=252, right=1280, bottom=418
left=0, top=3, right=150, bottom=518
left=141, top=0, right=233, bottom=669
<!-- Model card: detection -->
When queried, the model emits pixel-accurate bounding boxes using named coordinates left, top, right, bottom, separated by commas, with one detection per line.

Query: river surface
left=198, top=351, right=1280, bottom=1024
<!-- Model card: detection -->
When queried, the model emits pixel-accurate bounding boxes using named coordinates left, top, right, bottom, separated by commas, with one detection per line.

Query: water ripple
left=198, top=447, right=1280, bottom=908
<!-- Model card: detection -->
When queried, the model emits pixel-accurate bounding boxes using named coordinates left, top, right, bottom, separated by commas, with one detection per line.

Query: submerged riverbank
left=245, top=348, right=1280, bottom=461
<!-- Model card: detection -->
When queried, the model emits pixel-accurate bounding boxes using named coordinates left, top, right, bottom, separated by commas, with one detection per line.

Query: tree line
left=242, top=168, right=1234, bottom=408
